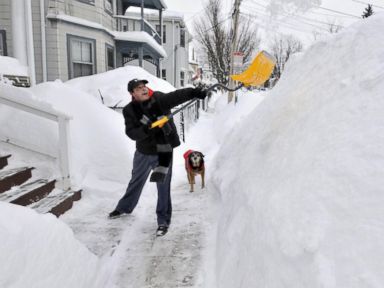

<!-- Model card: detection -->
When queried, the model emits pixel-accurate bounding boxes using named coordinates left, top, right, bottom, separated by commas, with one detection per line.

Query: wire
left=240, top=11, right=323, bottom=34
left=316, top=6, right=360, bottom=18
left=243, top=3, right=333, bottom=31
left=351, top=0, right=384, bottom=9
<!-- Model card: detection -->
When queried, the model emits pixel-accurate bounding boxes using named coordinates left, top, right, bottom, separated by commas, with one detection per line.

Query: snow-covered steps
left=0, top=179, right=56, bottom=205
left=29, top=189, right=82, bottom=217
left=0, top=153, right=81, bottom=217
left=0, top=154, right=11, bottom=170
left=0, top=167, right=34, bottom=193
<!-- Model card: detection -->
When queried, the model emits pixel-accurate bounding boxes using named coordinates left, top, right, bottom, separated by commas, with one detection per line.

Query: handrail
left=0, top=92, right=72, bottom=191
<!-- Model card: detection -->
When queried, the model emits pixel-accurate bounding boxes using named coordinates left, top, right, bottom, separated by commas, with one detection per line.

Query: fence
left=173, top=96, right=210, bottom=143
left=0, top=93, right=72, bottom=191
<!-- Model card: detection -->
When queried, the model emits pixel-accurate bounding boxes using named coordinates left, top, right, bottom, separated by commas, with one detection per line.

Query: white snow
left=210, top=12, right=384, bottom=288
left=0, top=56, right=29, bottom=76
left=112, top=31, right=167, bottom=57
left=0, top=10, right=384, bottom=288
left=0, top=202, right=102, bottom=288
left=66, top=65, right=175, bottom=107
left=45, top=14, right=167, bottom=58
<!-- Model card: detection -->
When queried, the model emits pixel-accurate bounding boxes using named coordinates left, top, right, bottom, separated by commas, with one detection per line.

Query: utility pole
left=228, top=0, right=242, bottom=103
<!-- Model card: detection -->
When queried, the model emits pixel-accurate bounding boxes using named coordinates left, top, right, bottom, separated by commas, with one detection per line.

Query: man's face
left=131, top=83, right=149, bottom=102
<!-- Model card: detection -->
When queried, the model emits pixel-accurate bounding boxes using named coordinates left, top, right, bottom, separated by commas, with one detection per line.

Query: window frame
left=180, top=28, right=185, bottom=48
left=161, top=69, right=166, bottom=80
left=104, top=0, right=113, bottom=15
left=180, top=71, right=185, bottom=87
left=67, top=34, right=96, bottom=79
left=105, top=43, right=115, bottom=71
left=156, top=24, right=166, bottom=44
left=0, top=30, right=7, bottom=56
left=76, top=0, right=95, bottom=6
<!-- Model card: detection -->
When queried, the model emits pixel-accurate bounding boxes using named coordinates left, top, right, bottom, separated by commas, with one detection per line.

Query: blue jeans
left=115, top=150, right=172, bottom=227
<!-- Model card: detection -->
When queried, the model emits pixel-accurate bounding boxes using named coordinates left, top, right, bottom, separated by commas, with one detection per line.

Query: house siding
left=0, top=0, right=12, bottom=57
left=45, top=20, right=115, bottom=81
left=150, top=17, right=190, bottom=88
left=1, top=0, right=166, bottom=83
left=31, top=0, right=43, bottom=83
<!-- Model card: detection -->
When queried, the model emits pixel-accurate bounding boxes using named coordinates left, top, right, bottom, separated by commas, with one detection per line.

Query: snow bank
left=0, top=81, right=133, bottom=187
left=0, top=202, right=102, bottom=288
left=66, top=65, right=175, bottom=107
left=0, top=66, right=176, bottom=187
left=212, top=13, right=384, bottom=288
left=0, top=56, right=29, bottom=76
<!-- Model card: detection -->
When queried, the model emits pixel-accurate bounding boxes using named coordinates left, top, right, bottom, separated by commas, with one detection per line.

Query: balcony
left=114, top=15, right=161, bottom=44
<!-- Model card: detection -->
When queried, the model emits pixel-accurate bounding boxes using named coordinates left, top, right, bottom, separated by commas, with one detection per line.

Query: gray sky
left=163, top=0, right=383, bottom=47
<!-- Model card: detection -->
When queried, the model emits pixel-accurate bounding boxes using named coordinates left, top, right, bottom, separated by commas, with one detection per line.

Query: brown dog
left=183, top=150, right=205, bottom=192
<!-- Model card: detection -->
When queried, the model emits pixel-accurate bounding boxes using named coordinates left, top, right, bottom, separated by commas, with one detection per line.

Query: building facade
left=0, top=0, right=167, bottom=85
left=145, top=11, right=190, bottom=88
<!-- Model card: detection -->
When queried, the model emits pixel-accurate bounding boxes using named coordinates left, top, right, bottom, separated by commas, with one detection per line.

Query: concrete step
left=0, top=154, right=11, bottom=170
left=0, top=167, right=34, bottom=194
left=29, top=189, right=82, bottom=217
left=0, top=179, right=56, bottom=205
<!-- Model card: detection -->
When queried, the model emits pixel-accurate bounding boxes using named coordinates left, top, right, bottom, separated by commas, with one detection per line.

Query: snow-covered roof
left=46, top=13, right=109, bottom=34
left=112, top=31, right=167, bottom=58
left=144, top=10, right=186, bottom=26
left=46, top=14, right=166, bottom=57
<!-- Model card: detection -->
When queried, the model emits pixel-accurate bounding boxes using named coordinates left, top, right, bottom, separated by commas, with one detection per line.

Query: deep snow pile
left=66, top=65, right=175, bottom=107
left=0, top=202, right=102, bottom=288
left=0, top=66, right=176, bottom=287
left=211, top=13, right=384, bottom=288
left=0, top=66, right=175, bottom=187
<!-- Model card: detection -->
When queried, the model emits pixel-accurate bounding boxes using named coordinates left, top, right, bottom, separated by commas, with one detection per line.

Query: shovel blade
left=230, top=50, right=276, bottom=87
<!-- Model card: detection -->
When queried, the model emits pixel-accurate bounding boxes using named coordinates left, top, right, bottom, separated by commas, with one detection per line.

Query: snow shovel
left=151, top=51, right=276, bottom=129
left=150, top=83, right=247, bottom=128
left=230, top=50, right=276, bottom=87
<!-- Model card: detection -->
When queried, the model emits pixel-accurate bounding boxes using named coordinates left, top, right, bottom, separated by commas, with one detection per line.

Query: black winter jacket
left=123, top=87, right=198, bottom=155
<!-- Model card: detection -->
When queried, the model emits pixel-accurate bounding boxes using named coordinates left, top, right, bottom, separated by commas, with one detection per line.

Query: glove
left=140, top=115, right=153, bottom=132
left=195, top=87, right=208, bottom=99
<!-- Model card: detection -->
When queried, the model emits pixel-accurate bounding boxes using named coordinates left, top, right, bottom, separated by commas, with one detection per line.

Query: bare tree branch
left=194, top=0, right=260, bottom=85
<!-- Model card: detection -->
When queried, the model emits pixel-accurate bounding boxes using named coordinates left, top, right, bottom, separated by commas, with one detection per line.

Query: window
left=161, top=69, right=166, bottom=80
left=180, top=71, right=185, bottom=87
left=156, top=25, right=166, bottom=44
left=104, top=0, right=113, bottom=13
left=76, top=0, right=95, bottom=5
left=0, top=30, right=7, bottom=56
left=67, top=35, right=96, bottom=79
left=180, top=29, right=185, bottom=48
left=106, top=44, right=115, bottom=70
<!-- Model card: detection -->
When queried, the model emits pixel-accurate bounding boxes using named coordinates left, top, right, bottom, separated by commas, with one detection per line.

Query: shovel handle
left=150, top=83, right=243, bottom=129
left=151, top=116, right=170, bottom=129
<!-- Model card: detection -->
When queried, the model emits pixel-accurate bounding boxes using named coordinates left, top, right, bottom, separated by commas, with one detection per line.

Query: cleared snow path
left=63, top=180, right=210, bottom=288
left=62, top=102, right=222, bottom=288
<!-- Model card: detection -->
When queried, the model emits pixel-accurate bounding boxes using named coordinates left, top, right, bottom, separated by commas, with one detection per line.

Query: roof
left=122, top=0, right=167, bottom=10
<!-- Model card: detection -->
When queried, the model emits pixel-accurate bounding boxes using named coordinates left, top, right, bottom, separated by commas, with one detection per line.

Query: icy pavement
left=62, top=180, right=211, bottom=288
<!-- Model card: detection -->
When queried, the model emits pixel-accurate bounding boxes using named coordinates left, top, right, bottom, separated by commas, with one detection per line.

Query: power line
left=240, top=11, right=324, bottom=35
left=351, top=0, right=384, bottom=9
left=245, top=0, right=361, bottom=19
left=245, top=3, right=344, bottom=28
left=317, top=6, right=360, bottom=18
left=243, top=2, right=333, bottom=31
